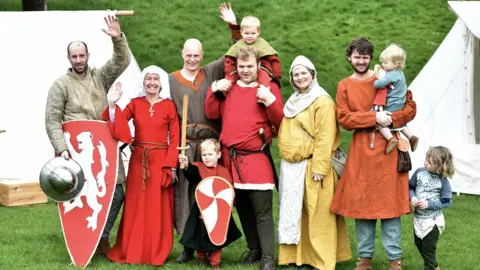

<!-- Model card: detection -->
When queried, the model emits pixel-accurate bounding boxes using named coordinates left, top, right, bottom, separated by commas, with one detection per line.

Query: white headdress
left=132, top=65, right=171, bottom=100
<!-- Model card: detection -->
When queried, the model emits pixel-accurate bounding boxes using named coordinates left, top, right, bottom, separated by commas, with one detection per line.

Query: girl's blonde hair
left=380, top=44, right=406, bottom=70
left=200, top=139, right=221, bottom=153
left=426, top=146, right=455, bottom=178
left=240, top=16, right=261, bottom=30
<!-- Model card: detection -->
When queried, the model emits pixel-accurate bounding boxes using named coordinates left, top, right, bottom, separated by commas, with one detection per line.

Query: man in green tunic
left=44, top=15, right=131, bottom=255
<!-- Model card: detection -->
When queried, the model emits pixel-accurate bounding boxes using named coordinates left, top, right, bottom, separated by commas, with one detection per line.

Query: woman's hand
left=108, top=81, right=123, bottom=108
left=312, top=173, right=324, bottom=182
left=171, top=168, right=178, bottom=185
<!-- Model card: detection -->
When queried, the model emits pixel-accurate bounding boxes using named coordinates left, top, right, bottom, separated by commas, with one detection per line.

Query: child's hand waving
left=220, top=2, right=237, bottom=25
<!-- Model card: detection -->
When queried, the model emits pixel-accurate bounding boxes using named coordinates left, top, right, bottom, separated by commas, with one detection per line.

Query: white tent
left=409, top=1, right=480, bottom=195
left=0, top=11, right=142, bottom=182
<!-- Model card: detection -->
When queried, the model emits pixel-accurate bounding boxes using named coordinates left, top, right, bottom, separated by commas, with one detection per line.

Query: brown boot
left=409, top=136, right=419, bottom=152
left=95, top=238, right=110, bottom=255
left=354, top=257, right=372, bottom=270
left=389, top=259, right=401, bottom=270
left=385, top=137, right=399, bottom=154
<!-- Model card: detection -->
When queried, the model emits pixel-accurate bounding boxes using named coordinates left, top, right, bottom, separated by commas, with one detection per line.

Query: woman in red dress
left=102, top=65, right=179, bottom=266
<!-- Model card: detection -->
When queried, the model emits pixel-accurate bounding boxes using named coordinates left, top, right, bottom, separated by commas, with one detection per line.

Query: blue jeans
left=355, top=218, right=402, bottom=260
left=101, top=184, right=125, bottom=240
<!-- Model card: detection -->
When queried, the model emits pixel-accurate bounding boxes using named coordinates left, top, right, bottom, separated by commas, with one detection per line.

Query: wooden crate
left=0, top=179, right=48, bottom=207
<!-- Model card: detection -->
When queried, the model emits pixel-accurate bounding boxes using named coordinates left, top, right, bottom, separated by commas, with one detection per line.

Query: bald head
left=183, top=38, right=203, bottom=54
left=67, top=41, right=88, bottom=56
left=182, top=38, right=204, bottom=72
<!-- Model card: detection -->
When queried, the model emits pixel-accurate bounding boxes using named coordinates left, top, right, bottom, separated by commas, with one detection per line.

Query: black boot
left=176, top=248, right=194, bottom=263
left=260, top=255, right=275, bottom=270
left=239, top=249, right=262, bottom=264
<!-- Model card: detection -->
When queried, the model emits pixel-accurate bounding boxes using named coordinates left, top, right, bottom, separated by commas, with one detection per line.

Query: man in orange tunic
left=330, top=37, right=416, bottom=270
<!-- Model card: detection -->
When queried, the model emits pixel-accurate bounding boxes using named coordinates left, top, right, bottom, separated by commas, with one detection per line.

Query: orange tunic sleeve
left=391, top=90, right=416, bottom=128
left=335, top=80, right=377, bottom=130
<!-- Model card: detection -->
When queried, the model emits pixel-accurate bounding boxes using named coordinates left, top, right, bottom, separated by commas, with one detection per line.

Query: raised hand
left=108, top=81, right=123, bottom=108
left=102, top=15, right=121, bottom=38
left=219, top=2, right=237, bottom=25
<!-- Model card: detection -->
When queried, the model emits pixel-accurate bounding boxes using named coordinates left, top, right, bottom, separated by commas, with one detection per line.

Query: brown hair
left=200, top=139, right=221, bottom=153
left=346, top=37, right=374, bottom=59
left=426, top=146, right=455, bottom=178
left=236, top=47, right=260, bottom=63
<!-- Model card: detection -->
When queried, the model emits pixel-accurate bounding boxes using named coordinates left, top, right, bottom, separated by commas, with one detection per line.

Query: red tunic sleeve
left=101, top=101, right=134, bottom=143
left=266, top=54, right=282, bottom=79
left=391, top=90, right=416, bottom=128
left=336, top=80, right=377, bottom=130
left=265, top=82, right=284, bottom=130
left=205, top=86, right=224, bottom=120
left=224, top=56, right=239, bottom=83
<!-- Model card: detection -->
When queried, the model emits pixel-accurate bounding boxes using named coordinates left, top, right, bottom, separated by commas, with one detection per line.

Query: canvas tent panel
left=408, top=17, right=480, bottom=195
left=0, top=11, right=141, bottom=182
left=448, top=1, right=480, bottom=38
left=409, top=19, right=473, bottom=145
left=474, top=39, right=480, bottom=143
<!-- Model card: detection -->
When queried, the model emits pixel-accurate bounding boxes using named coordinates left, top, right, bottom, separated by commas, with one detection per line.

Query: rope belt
left=132, top=141, right=168, bottom=190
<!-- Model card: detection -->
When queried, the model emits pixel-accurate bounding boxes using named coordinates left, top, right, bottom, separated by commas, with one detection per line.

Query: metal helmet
left=39, top=157, right=85, bottom=202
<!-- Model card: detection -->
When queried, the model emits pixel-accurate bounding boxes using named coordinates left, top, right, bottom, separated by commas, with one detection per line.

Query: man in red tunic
left=205, top=47, right=284, bottom=270
left=329, top=37, right=417, bottom=270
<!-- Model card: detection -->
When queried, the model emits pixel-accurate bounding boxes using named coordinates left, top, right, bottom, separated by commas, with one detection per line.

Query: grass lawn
left=2, top=0, right=480, bottom=269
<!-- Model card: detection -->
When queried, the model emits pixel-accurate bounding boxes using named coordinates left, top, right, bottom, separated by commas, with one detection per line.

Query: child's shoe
left=409, top=136, right=419, bottom=152
left=385, top=137, right=399, bottom=154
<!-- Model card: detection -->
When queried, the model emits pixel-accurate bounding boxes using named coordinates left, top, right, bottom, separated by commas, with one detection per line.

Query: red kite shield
left=59, top=120, right=118, bottom=267
left=195, top=176, right=235, bottom=246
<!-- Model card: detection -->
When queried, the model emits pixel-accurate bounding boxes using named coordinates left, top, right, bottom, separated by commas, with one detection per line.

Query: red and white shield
left=59, top=120, right=118, bottom=268
left=195, top=176, right=235, bottom=246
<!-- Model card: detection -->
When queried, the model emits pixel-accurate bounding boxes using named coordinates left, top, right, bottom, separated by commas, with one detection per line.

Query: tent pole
left=114, top=10, right=134, bottom=16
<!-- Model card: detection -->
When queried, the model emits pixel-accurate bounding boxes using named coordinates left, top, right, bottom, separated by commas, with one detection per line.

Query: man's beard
left=350, top=62, right=370, bottom=74
left=72, top=63, right=87, bottom=74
